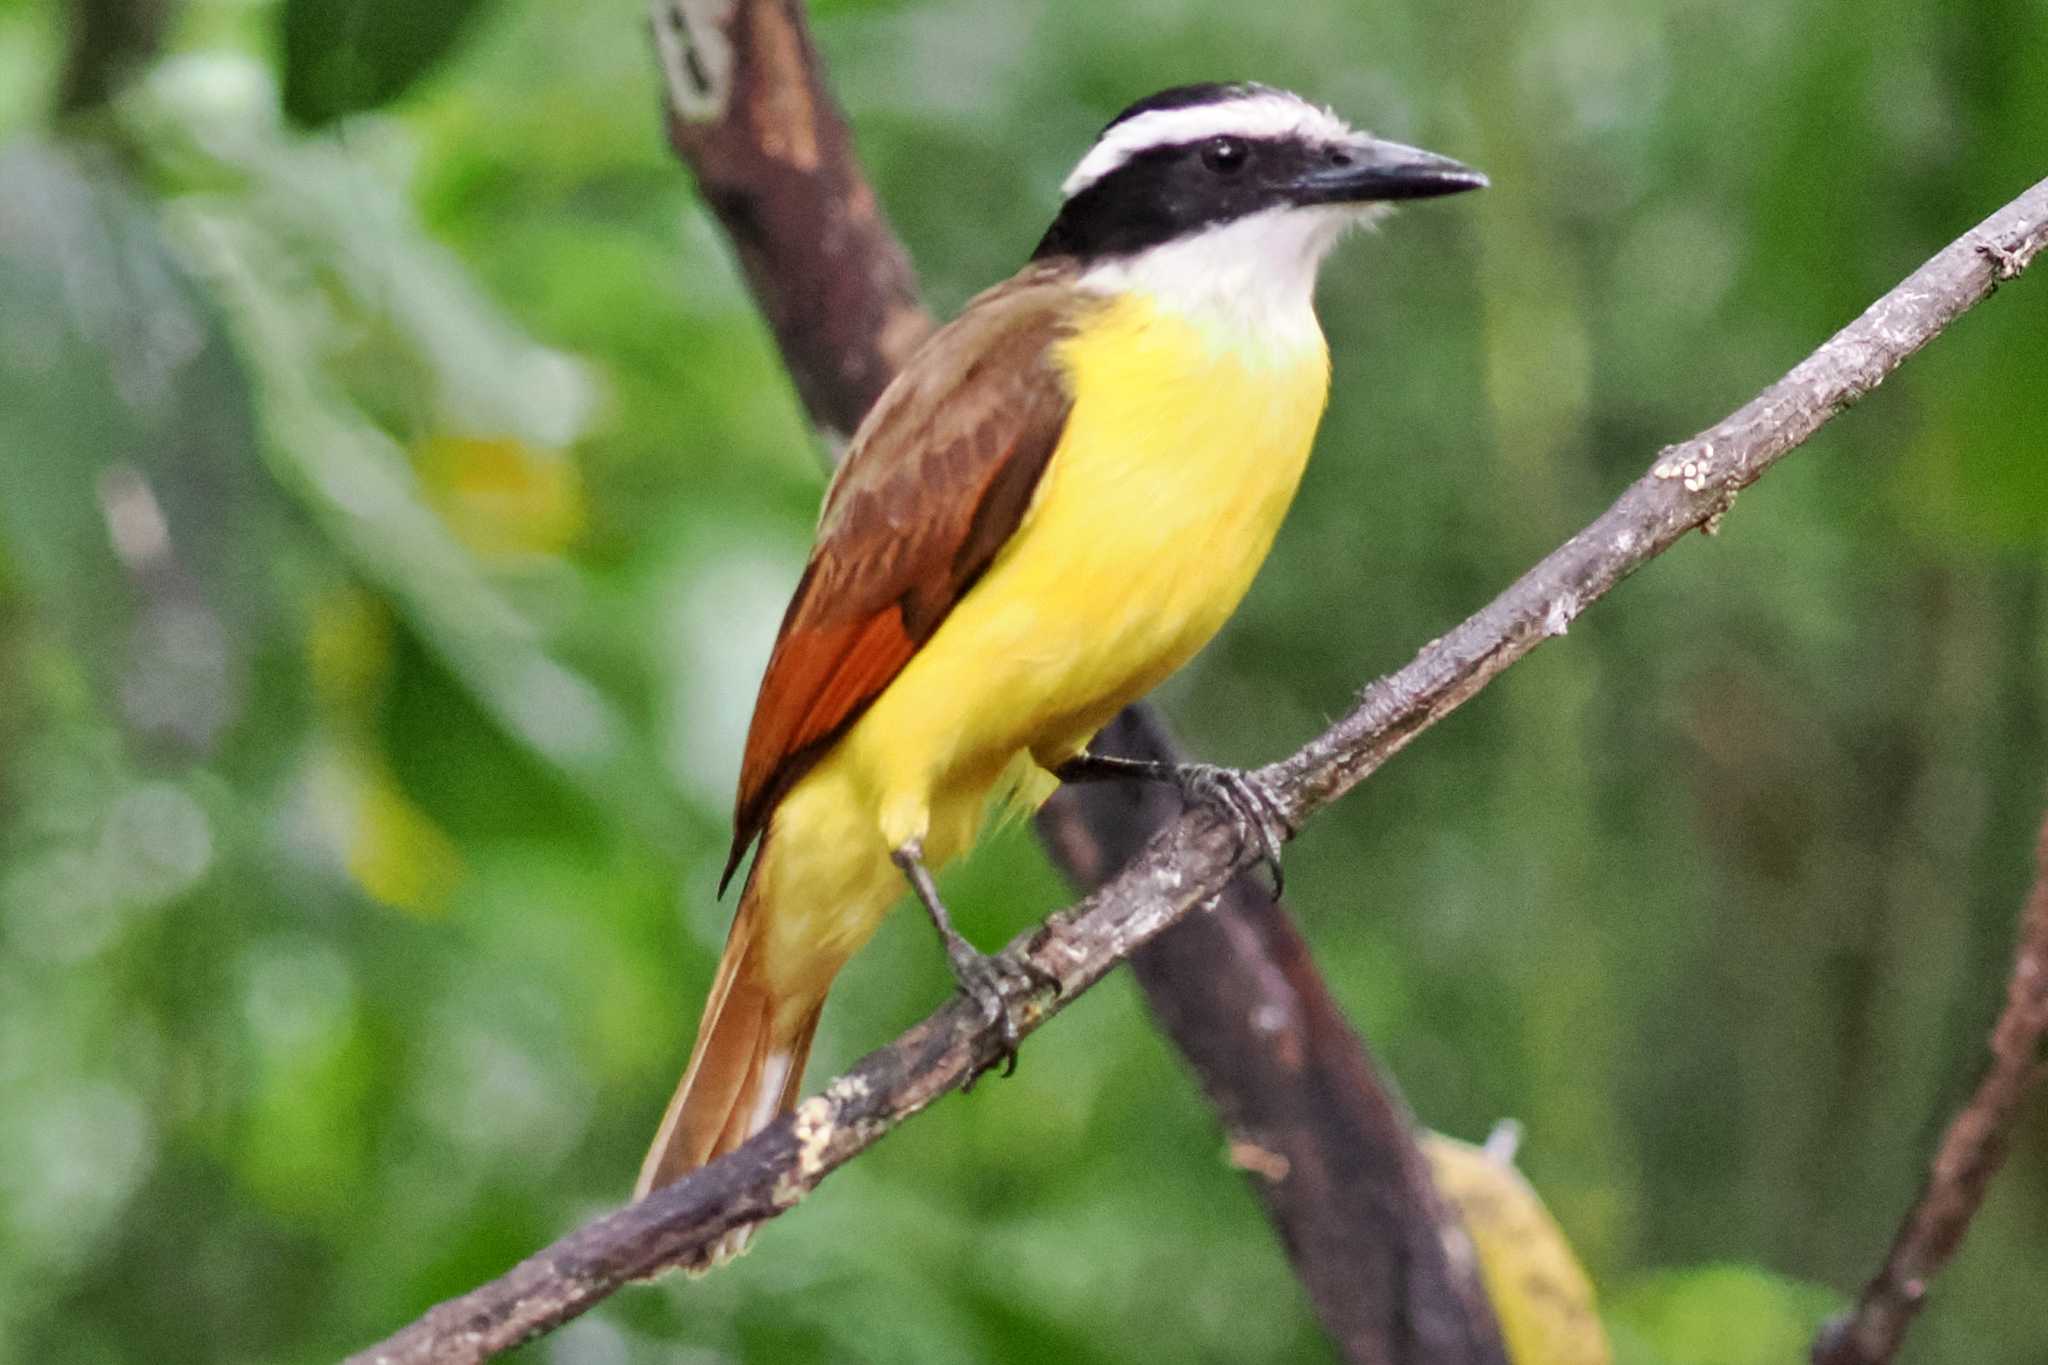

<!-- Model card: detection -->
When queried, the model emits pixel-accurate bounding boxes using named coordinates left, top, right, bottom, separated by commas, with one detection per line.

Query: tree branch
left=1256, top=195, right=2048, bottom=827
left=649, top=3, right=1504, bottom=1359
left=653, top=0, right=927, bottom=440
left=1810, top=805, right=2048, bottom=1365
left=1039, top=710, right=1505, bottom=1364
left=343, top=138, right=2048, bottom=1365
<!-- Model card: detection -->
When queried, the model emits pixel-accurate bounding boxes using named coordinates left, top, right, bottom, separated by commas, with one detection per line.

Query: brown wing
left=721, top=265, right=1084, bottom=890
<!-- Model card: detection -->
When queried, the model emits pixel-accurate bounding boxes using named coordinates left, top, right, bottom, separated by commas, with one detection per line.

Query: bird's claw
left=945, top=943, right=1058, bottom=1088
left=1176, top=764, right=1292, bottom=895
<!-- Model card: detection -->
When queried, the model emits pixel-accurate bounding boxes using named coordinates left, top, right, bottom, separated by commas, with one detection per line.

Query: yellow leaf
left=310, top=743, right=462, bottom=917
left=1423, top=1128, right=1611, bottom=1365
left=306, top=583, right=393, bottom=714
left=415, top=433, right=584, bottom=562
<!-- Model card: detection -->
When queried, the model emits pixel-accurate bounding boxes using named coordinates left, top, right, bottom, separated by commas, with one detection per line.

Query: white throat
left=1076, top=206, right=1374, bottom=359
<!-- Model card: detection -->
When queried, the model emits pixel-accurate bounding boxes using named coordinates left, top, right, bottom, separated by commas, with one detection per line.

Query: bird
left=637, top=82, right=1486, bottom=1261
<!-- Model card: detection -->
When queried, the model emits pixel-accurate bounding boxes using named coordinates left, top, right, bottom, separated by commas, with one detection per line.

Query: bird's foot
left=1174, top=763, right=1292, bottom=895
left=937, top=933, right=1060, bottom=1087
left=1056, top=753, right=1291, bottom=894
left=892, top=838, right=1059, bottom=1087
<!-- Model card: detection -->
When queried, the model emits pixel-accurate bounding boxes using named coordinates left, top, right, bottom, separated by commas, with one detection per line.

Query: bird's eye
left=1200, top=136, right=1249, bottom=174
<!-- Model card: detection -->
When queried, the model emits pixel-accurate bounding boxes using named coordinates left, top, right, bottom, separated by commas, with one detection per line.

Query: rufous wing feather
left=721, top=265, right=1087, bottom=889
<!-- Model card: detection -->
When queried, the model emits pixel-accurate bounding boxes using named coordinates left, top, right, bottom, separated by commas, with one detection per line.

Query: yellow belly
left=755, top=291, right=1330, bottom=995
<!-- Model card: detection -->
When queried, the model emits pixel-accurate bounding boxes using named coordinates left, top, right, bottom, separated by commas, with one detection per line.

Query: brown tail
left=635, top=867, right=824, bottom=1271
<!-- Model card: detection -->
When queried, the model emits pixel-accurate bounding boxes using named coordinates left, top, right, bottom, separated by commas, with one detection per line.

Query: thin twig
left=344, top=161, right=2048, bottom=1365
left=650, top=2, right=1507, bottom=1358
left=1810, top=808, right=2048, bottom=1365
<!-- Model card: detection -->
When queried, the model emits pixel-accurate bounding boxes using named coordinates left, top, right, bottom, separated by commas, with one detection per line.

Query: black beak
left=1291, top=136, right=1489, bottom=205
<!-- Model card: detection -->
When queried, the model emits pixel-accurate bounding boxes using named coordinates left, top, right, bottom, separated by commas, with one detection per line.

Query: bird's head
left=1035, top=83, right=1485, bottom=318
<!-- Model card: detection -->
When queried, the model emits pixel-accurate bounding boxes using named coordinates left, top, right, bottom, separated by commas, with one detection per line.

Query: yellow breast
left=761, top=288, right=1332, bottom=982
left=1014, top=290, right=1329, bottom=734
left=839, top=288, right=1331, bottom=852
left=1040, top=288, right=1330, bottom=639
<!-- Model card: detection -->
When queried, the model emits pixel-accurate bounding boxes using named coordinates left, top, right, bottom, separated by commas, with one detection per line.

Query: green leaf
left=1607, top=1264, right=1841, bottom=1365
left=280, top=0, right=498, bottom=127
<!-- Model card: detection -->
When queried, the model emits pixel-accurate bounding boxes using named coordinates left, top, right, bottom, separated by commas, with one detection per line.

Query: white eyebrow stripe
left=1061, top=93, right=1357, bottom=197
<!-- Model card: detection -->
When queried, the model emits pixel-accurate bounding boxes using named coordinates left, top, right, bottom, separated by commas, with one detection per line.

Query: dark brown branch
left=1039, top=709, right=1504, bottom=1364
left=1810, top=807, right=2048, bottom=1365
left=344, top=151, right=2048, bottom=1365
left=653, top=0, right=927, bottom=439
left=650, top=3, right=1503, bottom=1359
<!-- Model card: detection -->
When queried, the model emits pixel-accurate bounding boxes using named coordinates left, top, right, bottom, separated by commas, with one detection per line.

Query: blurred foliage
left=3, top=0, right=2047, bottom=1362
left=279, top=0, right=494, bottom=127
left=1607, top=1264, right=1843, bottom=1365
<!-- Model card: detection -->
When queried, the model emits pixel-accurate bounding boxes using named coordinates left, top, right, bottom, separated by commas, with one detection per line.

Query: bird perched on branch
left=638, top=82, right=1485, bottom=1261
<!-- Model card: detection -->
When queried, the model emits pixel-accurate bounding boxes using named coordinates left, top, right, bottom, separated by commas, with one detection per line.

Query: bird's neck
left=1073, top=207, right=1357, bottom=365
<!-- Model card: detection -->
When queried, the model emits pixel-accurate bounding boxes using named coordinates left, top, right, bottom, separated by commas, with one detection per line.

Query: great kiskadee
left=638, top=82, right=1485, bottom=1256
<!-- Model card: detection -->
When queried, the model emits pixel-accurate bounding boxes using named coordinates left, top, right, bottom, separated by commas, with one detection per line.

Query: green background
left=3, top=0, right=2046, bottom=1360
